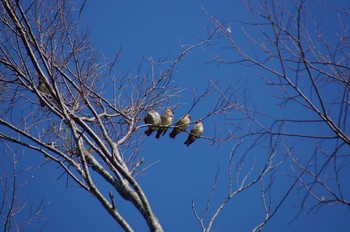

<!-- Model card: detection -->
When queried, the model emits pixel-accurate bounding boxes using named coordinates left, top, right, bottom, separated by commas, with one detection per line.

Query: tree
left=0, top=0, right=349, bottom=231
left=201, top=0, right=350, bottom=230
left=0, top=0, right=235, bottom=231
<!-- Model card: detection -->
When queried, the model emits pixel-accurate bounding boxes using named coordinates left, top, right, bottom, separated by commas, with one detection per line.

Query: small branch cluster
left=0, top=146, right=49, bottom=231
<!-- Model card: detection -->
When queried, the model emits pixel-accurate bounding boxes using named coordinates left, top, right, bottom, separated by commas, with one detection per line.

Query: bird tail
left=144, top=129, right=152, bottom=136
left=155, top=131, right=161, bottom=139
left=169, top=131, right=176, bottom=139
left=162, top=128, right=168, bottom=137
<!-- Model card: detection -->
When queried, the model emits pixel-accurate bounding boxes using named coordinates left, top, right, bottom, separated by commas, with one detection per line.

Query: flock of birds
left=144, top=109, right=204, bottom=146
left=36, top=80, right=204, bottom=146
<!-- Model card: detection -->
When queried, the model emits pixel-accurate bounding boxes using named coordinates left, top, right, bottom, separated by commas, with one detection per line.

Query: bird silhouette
left=37, top=78, right=50, bottom=107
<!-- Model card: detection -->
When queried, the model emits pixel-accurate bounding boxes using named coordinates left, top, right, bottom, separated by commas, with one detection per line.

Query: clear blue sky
left=12, top=0, right=350, bottom=231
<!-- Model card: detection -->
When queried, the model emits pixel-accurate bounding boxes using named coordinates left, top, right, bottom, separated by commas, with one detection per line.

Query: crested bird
left=144, top=110, right=161, bottom=136
left=184, top=120, right=204, bottom=146
left=156, top=109, right=174, bottom=139
left=169, top=114, right=191, bottom=139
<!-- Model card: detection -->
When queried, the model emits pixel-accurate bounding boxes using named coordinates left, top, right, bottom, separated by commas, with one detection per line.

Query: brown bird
left=37, top=79, right=50, bottom=107
left=169, top=114, right=191, bottom=139
left=156, top=109, right=174, bottom=139
left=184, top=120, right=204, bottom=146
left=144, top=110, right=161, bottom=136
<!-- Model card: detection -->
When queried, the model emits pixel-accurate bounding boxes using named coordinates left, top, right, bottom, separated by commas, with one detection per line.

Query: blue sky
left=5, top=0, right=350, bottom=231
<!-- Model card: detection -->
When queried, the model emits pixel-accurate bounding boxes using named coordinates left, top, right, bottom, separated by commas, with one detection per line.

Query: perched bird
left=184, top=120, right=204, bottom=147
left=169, top=114, right=191, bottom=139
left=37, top=79, right=50, bottom=107
left=144, top=110, right=161, bottom=136
left=156, top=109, right=174, bottom=139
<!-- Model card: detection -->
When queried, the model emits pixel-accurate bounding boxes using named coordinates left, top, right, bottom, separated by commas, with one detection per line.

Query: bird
left=37, top=78, right=50, bottom=107
left=169, top=114, right=191, bottom=138
left=156, top=109, right=174, bottom=139
left=184, top=120, right=204, bottom=147
left=144, top=110, right=161, bottom=136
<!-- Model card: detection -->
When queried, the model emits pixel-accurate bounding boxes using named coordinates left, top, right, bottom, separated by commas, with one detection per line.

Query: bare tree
left=3, top=0, right=347, bottom=231
left=0, top=0, right=236, bottom=231
left=199, top=0, right=350, bottom=230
